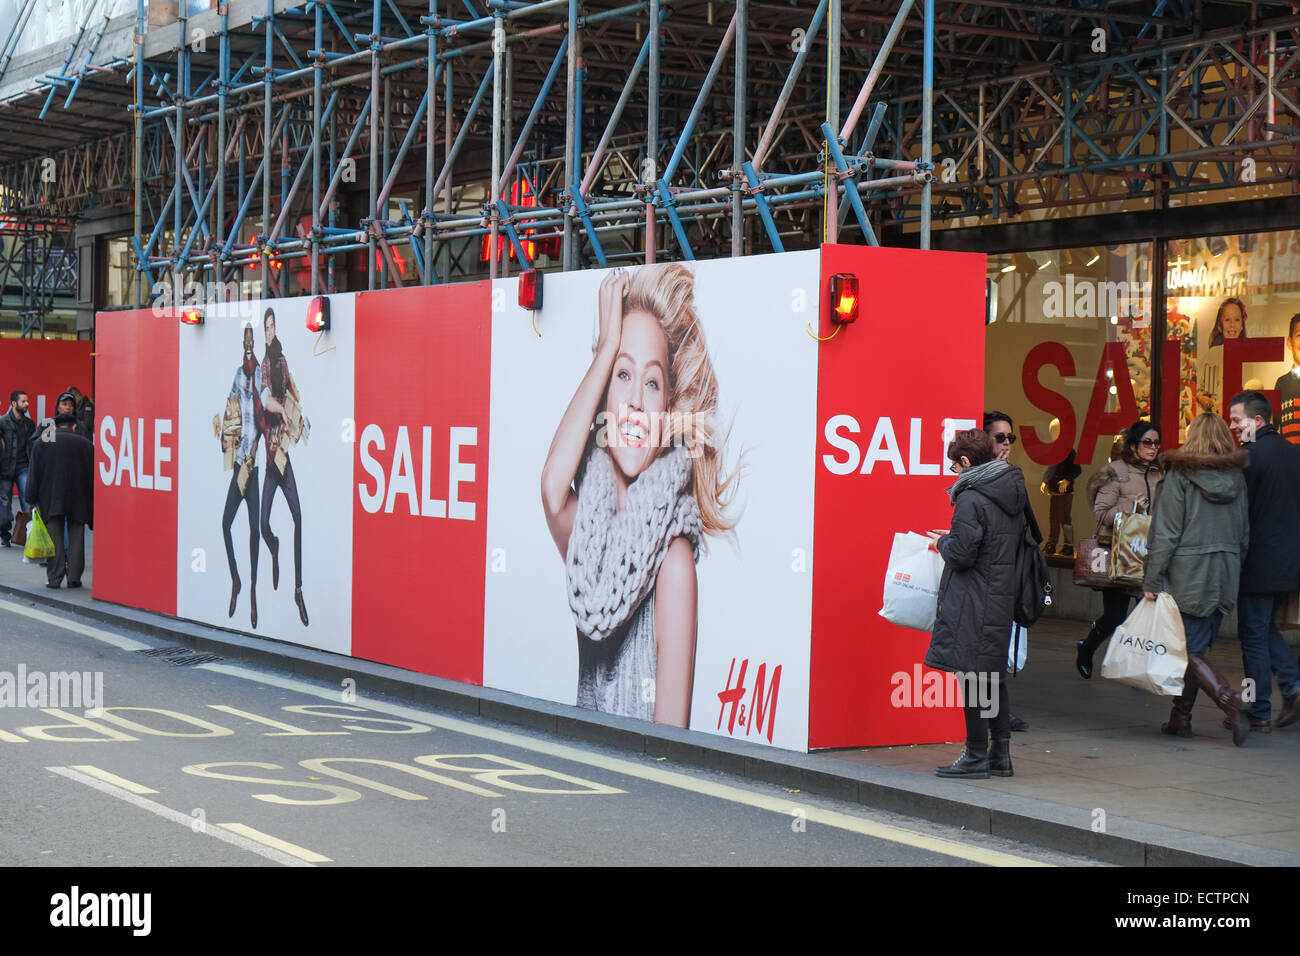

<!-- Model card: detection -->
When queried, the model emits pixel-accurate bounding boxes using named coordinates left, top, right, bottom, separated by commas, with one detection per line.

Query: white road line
left=217, top=823, right=332, bottom=863
left=69, top=764, right=158, bottom=794
left=0, top=598, right=150, bottom=651
left=14, top=601, right=1049, bottom=867
left=47, top=766, right=318, bottom=867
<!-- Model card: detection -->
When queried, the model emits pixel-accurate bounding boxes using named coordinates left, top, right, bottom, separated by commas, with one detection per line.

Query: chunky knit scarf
left=566, top=443, right=703, bottom=716
left=948, top=456, right=1011, bottom=503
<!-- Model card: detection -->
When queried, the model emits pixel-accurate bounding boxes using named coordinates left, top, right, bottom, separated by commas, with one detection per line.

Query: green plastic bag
left=24, top=510, right=55, bottom=560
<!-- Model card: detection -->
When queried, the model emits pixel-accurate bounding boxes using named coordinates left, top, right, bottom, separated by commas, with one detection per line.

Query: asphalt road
left=0, top=596, right=1106, bottom=867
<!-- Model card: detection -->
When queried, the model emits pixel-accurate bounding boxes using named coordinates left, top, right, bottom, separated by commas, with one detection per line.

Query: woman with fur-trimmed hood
left=1142, top=413, right=1251, bottom=745
left=1075, top=421, right=1165, bottom=679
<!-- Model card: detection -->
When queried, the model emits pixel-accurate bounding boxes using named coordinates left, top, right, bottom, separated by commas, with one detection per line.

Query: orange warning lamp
left=305, top=295, right=330, bottom=332
left=519, top=269, right=543, bottom=311
left=830, top=273, right=859, bottom=324
left=181, top=308, right=204, bottom=326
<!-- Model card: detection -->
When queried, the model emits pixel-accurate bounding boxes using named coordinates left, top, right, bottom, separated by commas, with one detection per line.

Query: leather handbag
left=1073, top=537, right=1113, bottom=588
left=10, top=508, right=29, bottom=546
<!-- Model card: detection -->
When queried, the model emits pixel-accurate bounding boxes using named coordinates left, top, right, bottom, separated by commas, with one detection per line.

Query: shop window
left=1163, top=232, right=1300, bottom=446
left=985, top=243, right=1153, bottom=561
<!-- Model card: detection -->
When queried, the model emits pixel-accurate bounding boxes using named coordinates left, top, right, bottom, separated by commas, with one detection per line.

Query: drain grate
left=135, top=645, right=224, bottom=666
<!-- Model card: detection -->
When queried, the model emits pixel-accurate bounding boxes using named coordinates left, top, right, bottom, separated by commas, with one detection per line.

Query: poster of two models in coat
left=176, top=296, right=355, bottom=655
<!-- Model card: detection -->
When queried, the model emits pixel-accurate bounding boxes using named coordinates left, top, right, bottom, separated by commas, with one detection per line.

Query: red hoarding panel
left=810, top=245, right=986, bottom=749
left=92, top=310, right=179, bottom=615
left=0, top=339, right=93, bottom=423
left=351, top=283, right=491, bottom=682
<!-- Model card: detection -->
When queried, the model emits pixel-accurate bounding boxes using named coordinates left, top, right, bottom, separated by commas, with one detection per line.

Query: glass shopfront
left=986, top=242, right=1154, bottom=559
left=985, top=227, right=1300, bottom=562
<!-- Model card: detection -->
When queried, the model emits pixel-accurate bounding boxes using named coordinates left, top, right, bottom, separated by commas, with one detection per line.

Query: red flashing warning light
left=181, top=308, right=204, bottom=326
left=305, top=295, right=330, bottom=333
left=519, top=270, right=543, bottom=311
left=830, top=273, right=859, bottom=325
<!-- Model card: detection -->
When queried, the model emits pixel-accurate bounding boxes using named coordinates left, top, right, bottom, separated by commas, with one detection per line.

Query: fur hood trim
left=1159, top=447, right=1248, bottom=471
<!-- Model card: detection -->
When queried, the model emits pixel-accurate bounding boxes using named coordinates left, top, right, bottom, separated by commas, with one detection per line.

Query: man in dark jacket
left=1229, top=391, right=1300, bottom=729
left=0, top=389, right=35, bottom=547
left=25, top=413, right=93, bottom=589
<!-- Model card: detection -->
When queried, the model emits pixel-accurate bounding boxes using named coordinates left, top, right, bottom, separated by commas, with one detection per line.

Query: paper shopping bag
left=1109, top=511, right=1151, bottom=589
left=1100, top=593, right=1187, bottom=695
left=879, top=532, right=944, bottom=632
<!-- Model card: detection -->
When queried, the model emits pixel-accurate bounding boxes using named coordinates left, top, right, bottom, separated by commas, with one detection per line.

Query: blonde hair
left=622, top=263, right=738, bottom=536
left=1181, top=412, right=1236, bottom=456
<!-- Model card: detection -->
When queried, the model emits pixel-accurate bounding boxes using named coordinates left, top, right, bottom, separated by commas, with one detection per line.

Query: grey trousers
left=44, top=515, right=86, bottom=587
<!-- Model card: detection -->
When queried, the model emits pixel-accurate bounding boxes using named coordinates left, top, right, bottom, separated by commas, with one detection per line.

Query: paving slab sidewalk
left=0, top=533, right=1296, bottom=867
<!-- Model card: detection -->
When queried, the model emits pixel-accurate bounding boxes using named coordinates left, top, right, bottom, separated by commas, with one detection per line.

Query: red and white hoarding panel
left=483, top=253, right=820, bottom=751
left=0, top=338, right=94, bottom=425
left=92, top=244, right=988, bottom=752
left=93, top=310, right=179, bottom=616
left=810, top=245, right=986, bottom=749
left=351, top=282, right=491, bottom=682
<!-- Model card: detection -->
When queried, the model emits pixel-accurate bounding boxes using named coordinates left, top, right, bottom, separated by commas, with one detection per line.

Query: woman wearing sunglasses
left=982, top=411, right=1038, bottom=733
left=1076, top=421, right=1165, bottom=679
left=925, top=429, right=1028, bottom=778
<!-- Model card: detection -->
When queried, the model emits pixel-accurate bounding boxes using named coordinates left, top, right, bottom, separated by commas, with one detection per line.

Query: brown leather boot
left=1161, top=678, right=1198, bottom=738
left=1186, top=653, right=1249, bottom=746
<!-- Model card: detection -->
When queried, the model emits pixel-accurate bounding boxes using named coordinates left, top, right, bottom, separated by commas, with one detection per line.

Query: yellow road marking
left=0, top=728, right=27, bottom=743
left=47, top=766, right=316, bottom=866
left=69, top=764, right=158, bottom=794
left=14, top=601, right=1051, bottom=867
left=217, top=823, right=333, bottom=863
left=202, top=666, right=1047, bottom=867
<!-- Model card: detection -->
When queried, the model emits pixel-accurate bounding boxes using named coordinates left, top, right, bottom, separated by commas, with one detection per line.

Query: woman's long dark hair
left=1119, top=420, right=1161, bottom=470
left=264, top=330, right=286, bottom=399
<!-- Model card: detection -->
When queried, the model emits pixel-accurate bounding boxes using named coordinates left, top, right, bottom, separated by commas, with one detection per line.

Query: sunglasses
left=949, top=462, right=960, bottom=473
left=1140, top=438, right=1161, bottom=448
left=994, top=433, right=1017, bottom=445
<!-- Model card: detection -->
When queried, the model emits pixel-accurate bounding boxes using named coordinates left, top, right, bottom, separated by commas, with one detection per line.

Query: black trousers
left=222, top=465, right=260, bottom=584
left=261, top=457, right=303, bottom=589
left=1095, top=589, right=1133, bottom=640
left=963, top=674, right=1012, bottom=742
left=44, top=514, right=85, bottom=587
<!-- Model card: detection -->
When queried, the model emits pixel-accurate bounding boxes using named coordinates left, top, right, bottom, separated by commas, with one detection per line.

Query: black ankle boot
left=1076, top=624, right=1105, bottom=680
left=936, top=740, right=989, bottom=778
left=989, top=737, right=1013, bottom=777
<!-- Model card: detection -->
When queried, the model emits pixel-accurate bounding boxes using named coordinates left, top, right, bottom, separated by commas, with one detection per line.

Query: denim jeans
left=0, top=467, right=28, bottom=535
left=1237, top=592, right=1300, bottom=722
left=1181, top=611, right=1224, bottom=656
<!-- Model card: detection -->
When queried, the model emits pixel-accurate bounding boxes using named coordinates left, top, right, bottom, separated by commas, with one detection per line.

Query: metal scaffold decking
left=0, top=1, right=1298, bottom=318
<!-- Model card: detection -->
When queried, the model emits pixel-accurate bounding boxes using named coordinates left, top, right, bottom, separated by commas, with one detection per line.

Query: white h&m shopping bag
left=879, top=532, right=944, bottom=632
left=1099, top=593, right=1188, bottom=696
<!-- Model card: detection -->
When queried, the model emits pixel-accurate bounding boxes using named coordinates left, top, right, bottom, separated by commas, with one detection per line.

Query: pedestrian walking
left=1227, top=390, right=1300, bottom=731
left=0, top=389, right=35, bottom=547
left=1143, top=413, right=1251, bottom=745
left=1075, top=420, right=1164, bottom=679
left=926, top=429, right=1027, bottom=778
left=24, top=412, right=94, bottom=589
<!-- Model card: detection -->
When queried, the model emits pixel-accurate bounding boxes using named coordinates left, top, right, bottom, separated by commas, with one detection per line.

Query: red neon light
left=480, top=178, right=539, bottom=263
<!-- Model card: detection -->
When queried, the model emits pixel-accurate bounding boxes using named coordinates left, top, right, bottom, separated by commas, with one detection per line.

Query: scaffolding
left=1, top=1, right=1300, bottom=314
